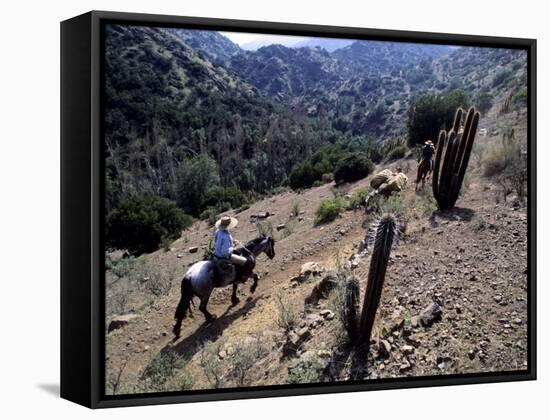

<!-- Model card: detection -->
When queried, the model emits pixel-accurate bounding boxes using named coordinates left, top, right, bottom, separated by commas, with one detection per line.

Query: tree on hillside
left=406, top=89, right=469, bottom=147
left=106, top=195, right=193, bottom=255
left=334, top=153, right=373, bottom=184
left=176, top=155, right=220, bottom=216
left=475, top=90, right=493, bottom=116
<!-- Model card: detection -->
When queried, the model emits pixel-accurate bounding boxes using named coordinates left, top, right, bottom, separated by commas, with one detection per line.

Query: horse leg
left=199, top=295, right=216, bottom=323
left=415, top=165, right=422, bottom=192
left=250, top=273, right=259, bottom=294
left=231, top=282, right=240, bottom=306
left=173, top=277, right=194, bottom=338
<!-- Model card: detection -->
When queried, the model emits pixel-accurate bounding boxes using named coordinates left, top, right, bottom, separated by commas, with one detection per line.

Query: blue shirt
left=214, top=228, right=234, bottom=258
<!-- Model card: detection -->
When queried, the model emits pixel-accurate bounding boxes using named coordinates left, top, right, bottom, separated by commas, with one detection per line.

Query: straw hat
left=215, top=216, right=238, bottom=230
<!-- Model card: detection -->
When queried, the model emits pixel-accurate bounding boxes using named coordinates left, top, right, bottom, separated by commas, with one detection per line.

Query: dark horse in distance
left=172, top=235, right=275, bottom=338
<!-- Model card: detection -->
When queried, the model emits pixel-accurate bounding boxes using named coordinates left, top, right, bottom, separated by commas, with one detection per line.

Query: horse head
left=244, top=235, right=276, bottom=259
left=264, top=236, right=275, bottom=259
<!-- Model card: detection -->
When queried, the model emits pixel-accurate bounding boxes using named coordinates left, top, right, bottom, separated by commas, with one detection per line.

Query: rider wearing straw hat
left=213, top=216, right=247, bottom=266
left=422, top=140, right=435, bottom=171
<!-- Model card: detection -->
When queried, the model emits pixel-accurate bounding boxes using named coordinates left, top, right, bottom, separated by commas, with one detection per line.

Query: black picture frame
left=61, top=10, right=537, bottom=409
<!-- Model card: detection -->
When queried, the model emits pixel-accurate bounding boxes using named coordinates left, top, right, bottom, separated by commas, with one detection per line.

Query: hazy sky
left=220, top=31, right=309, bottom=48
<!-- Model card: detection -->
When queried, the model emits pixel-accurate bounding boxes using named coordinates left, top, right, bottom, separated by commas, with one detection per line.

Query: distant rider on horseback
left=421, top=140, right=435, bottom=172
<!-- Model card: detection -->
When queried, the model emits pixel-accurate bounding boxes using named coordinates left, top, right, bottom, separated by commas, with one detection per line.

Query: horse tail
left=173, top=276, right=193, bottom=338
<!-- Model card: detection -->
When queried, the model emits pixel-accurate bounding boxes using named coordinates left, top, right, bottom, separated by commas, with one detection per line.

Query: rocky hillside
left=105, top=24, right=349, bottom=211
left=104, top=97, right=528, bottom=393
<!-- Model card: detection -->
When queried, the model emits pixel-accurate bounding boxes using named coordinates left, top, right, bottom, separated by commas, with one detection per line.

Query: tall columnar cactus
left=357, top=214, right=397, bottom=346
left=432, top=107, right=480, bottom=210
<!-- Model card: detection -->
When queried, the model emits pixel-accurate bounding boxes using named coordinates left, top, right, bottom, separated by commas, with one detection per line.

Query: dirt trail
left=106, top=177, right=370, bottom=391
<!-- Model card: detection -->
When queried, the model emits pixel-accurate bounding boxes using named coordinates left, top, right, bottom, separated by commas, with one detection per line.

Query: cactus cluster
left=339, top=215, right=397, bottom=348
left=432, top=107, right=480, bottom=210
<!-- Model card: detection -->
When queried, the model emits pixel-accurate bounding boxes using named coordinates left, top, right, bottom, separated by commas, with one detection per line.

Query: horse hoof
left=172, top=326, right=181, bottom=338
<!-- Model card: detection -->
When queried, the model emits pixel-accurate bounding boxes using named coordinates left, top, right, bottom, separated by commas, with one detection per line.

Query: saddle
left=212, top=257, right=236, bottom=288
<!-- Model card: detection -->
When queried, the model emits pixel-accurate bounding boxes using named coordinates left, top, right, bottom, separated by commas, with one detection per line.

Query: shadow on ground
left=161, top=296, right=260, bottom=360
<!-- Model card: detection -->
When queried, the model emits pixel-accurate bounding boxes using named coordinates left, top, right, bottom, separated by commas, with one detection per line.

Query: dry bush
left=290, top=201, right=300, bottom=218
left=471, top=142, right=486, bottom=168
left=482, top=142, right=522, bottom=177
left=200, top=335, right=270, bottom=388
left=256, top=220, right=273, bottom=237
left=139, top=351, right=193, bottom=393
left=411, top=190, right=436, bottom=218
left=199, top=340, right=227, bottom=388
left=134, top=263, right=175, bottom=297
left=106, top=358, right=129, bottom=395
left=483, top=140, right=527, bottom=199
left=280, top=218, right=297, bottom=239
left=275, top=291, right=298, bottom=333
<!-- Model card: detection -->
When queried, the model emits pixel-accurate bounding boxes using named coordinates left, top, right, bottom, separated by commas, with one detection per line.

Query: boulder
left=108, top=314, right=139, bottom=333
left=251, top=211, right=270, bottom=219
left=419, top=302, right=443, bottom=327
left=300, top=262, right=324, bottom=277
left=291, top=262, right=325, bottom=284
left=320, top=309, right=335, bottom=320
left=304, top=273, right=338, bottom=306
left=378, top=339, right=392, bottom=359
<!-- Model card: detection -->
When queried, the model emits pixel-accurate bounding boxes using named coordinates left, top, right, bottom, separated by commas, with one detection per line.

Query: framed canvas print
left=60, top=10, right=536, bottom=408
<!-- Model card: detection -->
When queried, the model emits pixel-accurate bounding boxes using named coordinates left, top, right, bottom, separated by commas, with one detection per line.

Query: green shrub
left=365, top=141, right=384, bottom=163
left=235, top=204, right=251, bottom=213
left=385, top=145, right=407, bottom=161
left=321, top=173, right=334, bottom=183
left=312, top=180, right=324, bottom=187
left=288, top=356, right=324, bottom=384
left=512, top=89, right=527, bottom=109
left=106, top=256, right=136, bottom=278
left=333, top=153, right=373, bottom=184
left=492, top=69, right=513, bottom=88
left=201, top=186, right=248, bottom=212
left=347, top=187, right=369, bottom=210
left=106, top=196, right=193, bottom=255
left=140, top=351, right=193, bottom=393
left=199, top=206, right=219, bottom=226
left=475, top=90, right=493, bottom=115
left=370, top=192, right=408, bottom=222
left=289, top=161, right=323, bottom=190
left=315, top=197, right=346, bottom=225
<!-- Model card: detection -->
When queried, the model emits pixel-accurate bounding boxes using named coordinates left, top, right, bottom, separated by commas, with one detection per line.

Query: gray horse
left=172, top=235, right=275, bottom=338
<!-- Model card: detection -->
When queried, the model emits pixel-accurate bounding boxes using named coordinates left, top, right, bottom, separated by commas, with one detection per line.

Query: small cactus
left=432, top=107, right=480, bottom=210
left=357, top=214, right=398, bottom=346
left=342, top=276, right=360, bottom=342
